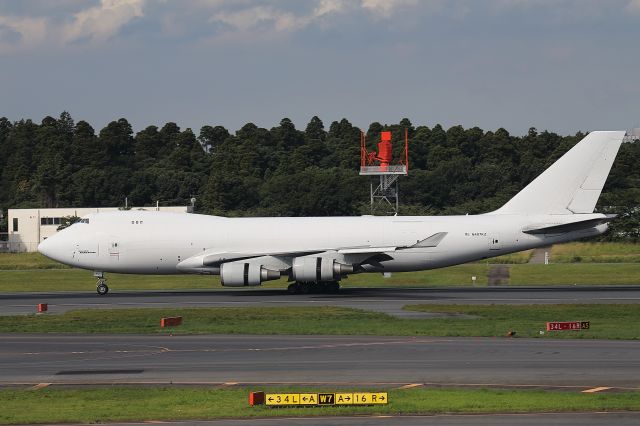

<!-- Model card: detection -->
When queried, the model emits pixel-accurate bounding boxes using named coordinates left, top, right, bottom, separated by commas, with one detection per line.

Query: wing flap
left=338, top=246, right=399, bottom=254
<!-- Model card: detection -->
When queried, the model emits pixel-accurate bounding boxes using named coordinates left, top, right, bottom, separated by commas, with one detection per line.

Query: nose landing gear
left=96, top=279, right=109, bottom=295
left=94, top=271, right=109, bottom=295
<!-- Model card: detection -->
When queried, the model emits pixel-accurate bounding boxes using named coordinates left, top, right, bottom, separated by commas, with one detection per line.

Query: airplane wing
left=176, top=232, right=448, bottom=273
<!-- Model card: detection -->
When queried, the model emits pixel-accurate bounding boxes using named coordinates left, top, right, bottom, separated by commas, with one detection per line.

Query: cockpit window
left=79, top=219, right=90, bottom=224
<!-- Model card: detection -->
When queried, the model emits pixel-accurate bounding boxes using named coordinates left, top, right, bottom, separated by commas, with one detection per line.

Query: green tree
left=199, top=125, right=230, bottom=153
left=305, top=116, right=326, bottom=142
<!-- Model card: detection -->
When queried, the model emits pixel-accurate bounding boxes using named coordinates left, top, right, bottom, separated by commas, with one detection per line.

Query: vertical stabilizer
left=493, top=131, right=625, bottom=215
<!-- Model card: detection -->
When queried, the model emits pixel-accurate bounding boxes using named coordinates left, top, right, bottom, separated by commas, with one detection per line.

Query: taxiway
left=1, top=334, right=638, bottom=389
left=1, top=286, right=640, bottom=316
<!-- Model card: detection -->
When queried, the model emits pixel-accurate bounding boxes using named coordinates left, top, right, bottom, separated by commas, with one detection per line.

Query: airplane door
left=108, top=241, right=120, bottom=261
left=489, top=234, right=503, bottom=250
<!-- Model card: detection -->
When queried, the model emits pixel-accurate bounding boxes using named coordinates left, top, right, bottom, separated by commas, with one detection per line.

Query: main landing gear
left=94, top=271, right=109, bottom=295
left=287, top=281, right=340, bottom=294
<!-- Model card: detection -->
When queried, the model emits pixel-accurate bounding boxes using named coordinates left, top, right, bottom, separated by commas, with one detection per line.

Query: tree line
left=0, top=112, right=638, bottom=240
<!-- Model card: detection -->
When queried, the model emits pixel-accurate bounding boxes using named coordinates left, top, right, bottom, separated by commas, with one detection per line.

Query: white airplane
left=38, top=131, right=625, bottom=295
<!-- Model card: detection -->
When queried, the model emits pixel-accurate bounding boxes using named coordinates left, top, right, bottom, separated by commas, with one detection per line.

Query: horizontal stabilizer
left=522, top=215, right=616, bottom=234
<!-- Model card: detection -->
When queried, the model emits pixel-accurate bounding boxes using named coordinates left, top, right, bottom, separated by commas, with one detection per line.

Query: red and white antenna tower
left=359, top=129, right=409, bottom=214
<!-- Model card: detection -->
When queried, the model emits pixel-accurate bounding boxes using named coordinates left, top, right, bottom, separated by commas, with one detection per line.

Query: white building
left=624, top=128, right=640, bottom=142
left=5, top=206, right=191, bottom=252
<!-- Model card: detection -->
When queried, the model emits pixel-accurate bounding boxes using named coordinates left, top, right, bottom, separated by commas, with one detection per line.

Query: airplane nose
left=37, top=238, right=53, bottom=258
left=38, top=234, right=65, bottom=262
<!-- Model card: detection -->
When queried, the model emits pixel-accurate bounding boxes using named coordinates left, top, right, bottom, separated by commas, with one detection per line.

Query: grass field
left=487, top=250, right=533, bottom=264
left=552, top=242, right=640, bottom=263
left=1, top=304, right=638, bottom=339
left=0, top=252, right=69, bottom=270
left=1, top=386, right=638, bottom=424
left=0, top=269, right=216, bottom=292
left=509, top=263, right=640, bottom=285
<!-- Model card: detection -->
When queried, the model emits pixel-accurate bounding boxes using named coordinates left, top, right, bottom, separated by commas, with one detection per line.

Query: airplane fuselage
left=40, top=210, right=608, bottom=275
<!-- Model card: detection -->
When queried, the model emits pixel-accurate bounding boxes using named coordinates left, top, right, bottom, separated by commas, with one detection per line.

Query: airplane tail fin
left=493, top=131, right=625, bottom=215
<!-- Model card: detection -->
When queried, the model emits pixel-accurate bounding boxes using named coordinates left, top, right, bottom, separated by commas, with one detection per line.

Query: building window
left=40, top=217, right=61, bottom=226
left=12, top=218, right=18, bottom=232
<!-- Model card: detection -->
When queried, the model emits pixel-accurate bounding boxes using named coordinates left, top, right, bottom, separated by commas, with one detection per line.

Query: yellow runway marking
left=29, top=383, right=51, bottom=390
left=396, top=383, right=423, bottom=389
left=582, top=387, right=612, bottom=393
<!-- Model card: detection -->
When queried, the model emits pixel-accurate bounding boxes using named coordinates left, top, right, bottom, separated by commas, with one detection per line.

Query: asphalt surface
left=95, top=413, right=640, bottom=426
left=2, top=287, right=639, bottom=424
left=2, top=285, right=640, bottom=317
left=1, top=334, right=638, bottom=389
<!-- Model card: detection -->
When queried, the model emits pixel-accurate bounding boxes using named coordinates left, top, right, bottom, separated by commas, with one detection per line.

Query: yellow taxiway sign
left=264, top=392, right=388, bottom=406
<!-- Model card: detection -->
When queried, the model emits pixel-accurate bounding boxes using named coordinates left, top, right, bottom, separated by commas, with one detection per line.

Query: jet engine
left=291, top=257, right=354, bottom=282
left=220, top=262, right=281, bottom=287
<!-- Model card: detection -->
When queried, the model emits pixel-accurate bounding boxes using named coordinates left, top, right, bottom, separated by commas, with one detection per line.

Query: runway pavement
left=2, top=285, right=640, bottom=316
left=96, top=413, right=640, bottom=426
left=1, top=334, right=638, bottom=389
left=2, top=288, right=639, bottom=424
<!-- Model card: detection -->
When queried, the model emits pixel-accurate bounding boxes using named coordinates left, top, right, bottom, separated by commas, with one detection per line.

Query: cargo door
left=108, top=240, right=120, bottom=261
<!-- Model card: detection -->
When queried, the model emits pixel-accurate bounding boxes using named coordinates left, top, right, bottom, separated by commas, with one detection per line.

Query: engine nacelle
left=291, top=257, right=354, bottom=282
left=220, top=262, right=281, bottom=287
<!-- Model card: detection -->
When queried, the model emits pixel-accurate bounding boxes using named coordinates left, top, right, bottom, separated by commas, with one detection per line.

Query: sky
left=0, top=0, right=639, bottom=136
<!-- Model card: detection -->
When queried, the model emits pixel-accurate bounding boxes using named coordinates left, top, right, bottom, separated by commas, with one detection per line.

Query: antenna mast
left=359, top=129, right=409, bottom=215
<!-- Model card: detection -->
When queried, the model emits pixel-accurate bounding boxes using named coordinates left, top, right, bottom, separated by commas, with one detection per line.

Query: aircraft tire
left=97, top=282, right=109, bottom=295
left=287, top=283, right=299, bottom=294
